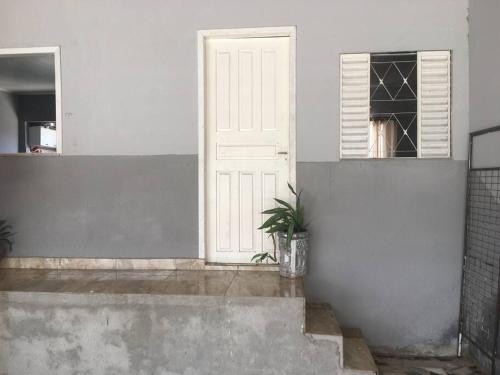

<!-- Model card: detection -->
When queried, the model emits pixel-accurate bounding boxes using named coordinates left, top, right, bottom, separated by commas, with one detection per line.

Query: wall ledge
left=0, top=257, right=279, bottom=272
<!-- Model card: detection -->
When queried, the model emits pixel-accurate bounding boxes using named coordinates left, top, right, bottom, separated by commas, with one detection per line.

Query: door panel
left=239, top=172, right=255, bottom=251
left=206, top=37, right=291, bottom=263
left=262, top=50, right=277, bottom=130
left=216, top=172, right=232, bottom=252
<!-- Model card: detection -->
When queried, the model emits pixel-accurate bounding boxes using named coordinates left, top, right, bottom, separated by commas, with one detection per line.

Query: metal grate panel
left=459, top=126, right=500, bottom=375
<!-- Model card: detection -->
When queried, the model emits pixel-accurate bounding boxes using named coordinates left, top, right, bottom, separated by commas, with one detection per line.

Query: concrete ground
left=374, top=354, right=485, bottom=375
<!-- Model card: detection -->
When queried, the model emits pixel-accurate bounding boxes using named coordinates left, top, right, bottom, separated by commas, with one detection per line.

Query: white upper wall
left=0, top=0, right=469, bottom=160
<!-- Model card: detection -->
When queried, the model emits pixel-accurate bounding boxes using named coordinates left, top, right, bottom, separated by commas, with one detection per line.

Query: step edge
left=305, top=303, right=343, bottom=337
left=343, top=336, right=378, bottom=374
left=305, top=333, right=344, bottom=368
left=342, top=369, right=377, bottom=375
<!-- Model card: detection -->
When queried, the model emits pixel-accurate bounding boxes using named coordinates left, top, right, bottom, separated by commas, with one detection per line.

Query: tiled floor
left=374, top=353, right=485, bottom=375
left=0, top=269, right=303, bottom=298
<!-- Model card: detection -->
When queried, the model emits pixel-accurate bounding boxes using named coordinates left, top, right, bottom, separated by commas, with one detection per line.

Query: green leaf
left=257, top=184, right=307, bottom=255
left=251, top=252, right=276, bottom=264
left=262, top=207, right=288, bottom=215
left=251, top=253, right=263, bottom=263
left=258, top=212, right=288, bottom=230
left=296, top=191, right=301, bottom=210
left=297, top=206, right=305, bottom=229
left=0, top=220, right=14, bottom=252
left=274, top=198, right=294, bottom=211
left=286, top=221, right=294, bottom=249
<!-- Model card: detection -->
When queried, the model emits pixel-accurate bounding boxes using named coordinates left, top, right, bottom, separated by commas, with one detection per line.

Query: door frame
left=197, top=26, right=297, bottom=260
left=0, top=46, right=63, bottom=154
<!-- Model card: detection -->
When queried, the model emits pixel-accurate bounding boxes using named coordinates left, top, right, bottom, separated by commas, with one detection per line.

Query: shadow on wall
left=0, top=93, right=56, bottom=154
left=0, top=92, right=18, bottom=153
left=17, top=94, right=56, bottom=153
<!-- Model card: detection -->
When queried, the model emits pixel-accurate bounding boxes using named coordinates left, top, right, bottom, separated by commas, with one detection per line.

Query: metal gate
left=459, top=125, right=500, bottom=375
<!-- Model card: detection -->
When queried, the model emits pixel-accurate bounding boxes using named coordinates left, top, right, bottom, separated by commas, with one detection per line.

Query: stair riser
left=0, top=292, right=343, bottom=375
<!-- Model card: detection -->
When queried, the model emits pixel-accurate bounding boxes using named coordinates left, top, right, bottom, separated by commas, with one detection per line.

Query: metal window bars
left=458, top=125, right=500, bottom=375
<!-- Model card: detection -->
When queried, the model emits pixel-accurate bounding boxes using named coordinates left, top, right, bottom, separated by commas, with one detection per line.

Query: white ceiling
left=0, top=54, right=55, bottom=93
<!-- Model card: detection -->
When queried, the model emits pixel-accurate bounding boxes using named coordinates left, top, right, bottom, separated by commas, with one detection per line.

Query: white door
left=205, top=36, right=293, bottom=263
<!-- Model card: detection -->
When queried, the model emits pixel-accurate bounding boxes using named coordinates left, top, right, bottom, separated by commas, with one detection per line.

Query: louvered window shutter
left=417, top=50, right=451, bottom=158
left=340, top=53, right=370, bottom=158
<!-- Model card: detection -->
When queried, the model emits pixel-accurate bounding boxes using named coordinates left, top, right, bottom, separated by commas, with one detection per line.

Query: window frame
left=339, top=49, right=451, bottom=160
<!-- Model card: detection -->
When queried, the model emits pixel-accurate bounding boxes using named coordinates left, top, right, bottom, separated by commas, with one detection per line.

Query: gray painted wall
left=469, top=0, right=500, bottom=133
left=0, top=155, right=466, bottom=352
left=0, top=0, right=469, bottom=160
left=0, top=0, right=472, bottom=352
left=0, top=155, right=197, bottom=258
left=300, top=159, right=466, bottom=352
left=0, top=92, right=17, bottom=153
left=469, top=0, right=500, bottom=168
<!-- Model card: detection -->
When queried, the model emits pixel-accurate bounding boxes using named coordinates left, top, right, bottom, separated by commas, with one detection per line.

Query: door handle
left=277, top=151, right=288, bottom=155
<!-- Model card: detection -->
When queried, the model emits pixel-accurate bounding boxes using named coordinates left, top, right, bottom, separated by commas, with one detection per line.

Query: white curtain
left=369, top=119, right=396, bottom=158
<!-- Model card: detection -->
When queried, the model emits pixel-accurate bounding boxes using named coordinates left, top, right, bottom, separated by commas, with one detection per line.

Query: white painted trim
left=0, top=46, right=63, bottom=154
left=198, top=26, right=296, bottom=39
left=288, top=27, right=297, bottom=197
left=447, top=51, right=452, bottom=158
left=0, top=47, right=59, bottom=56
left=197, top=26, right=297, bottom=260
left=197, top=31, right=206, bottom=260
left=54, top=47, right=63, bottom=154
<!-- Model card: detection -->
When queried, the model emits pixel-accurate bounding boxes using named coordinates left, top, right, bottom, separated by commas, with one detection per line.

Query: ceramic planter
left=277, top=231, right=309, bottom=278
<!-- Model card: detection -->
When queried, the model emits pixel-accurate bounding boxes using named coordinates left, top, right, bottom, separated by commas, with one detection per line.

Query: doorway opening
left=198, top=27, right=296, bottom=263
left=0, top=47, right=62, bottom=154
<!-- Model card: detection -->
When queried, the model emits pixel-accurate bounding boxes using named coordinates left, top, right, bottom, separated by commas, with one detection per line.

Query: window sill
left=0, top=153, right=62, bottom=157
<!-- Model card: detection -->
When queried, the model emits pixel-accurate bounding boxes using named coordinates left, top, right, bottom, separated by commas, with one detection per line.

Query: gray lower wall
left=0, top=155, right=198, bottom=258
left=299, top=159, right=466, bottom=352
left=0, top=154, right=467, bottom=351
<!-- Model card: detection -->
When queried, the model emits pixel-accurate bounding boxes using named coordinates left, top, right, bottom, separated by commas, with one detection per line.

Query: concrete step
left=305, top=303, right=343, bottom=338
left=305, top=303, right=344, bottom=367
left=342, top=327, right=378, bottom=375
left=304, top=303, right=377, bottom=375
left=0, top=270, right=345, bottom=374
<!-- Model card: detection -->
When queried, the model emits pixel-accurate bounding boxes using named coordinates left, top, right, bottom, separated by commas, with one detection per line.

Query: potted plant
left=252, top=183, right=309, bottom=278
left=0, top=220, right=14, bottom=258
